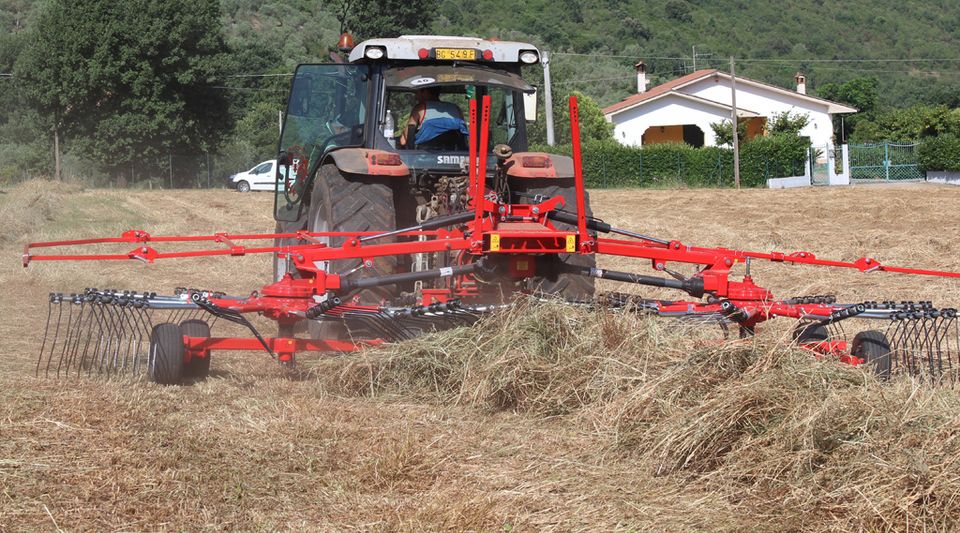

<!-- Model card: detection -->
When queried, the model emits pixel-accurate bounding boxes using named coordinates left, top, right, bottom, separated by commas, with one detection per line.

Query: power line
left=222, top=73, right=293, bottom=78
left=209, top=85, right=287, bottom=92
left=550, top=51, right=960, bottom=64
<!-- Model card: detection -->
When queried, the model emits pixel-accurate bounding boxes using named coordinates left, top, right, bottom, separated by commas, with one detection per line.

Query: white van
left=229, top=160, right=289, bottom=192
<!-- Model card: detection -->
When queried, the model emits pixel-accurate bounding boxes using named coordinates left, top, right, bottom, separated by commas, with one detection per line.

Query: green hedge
left=917, top=134, right=960, bottom=171
left=532, top=135, right=808, bottom=188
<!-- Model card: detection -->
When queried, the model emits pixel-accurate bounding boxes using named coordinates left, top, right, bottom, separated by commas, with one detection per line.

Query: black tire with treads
left=512, top=179, right=596, bottom=300
left=148, top=323, right=184, bottom=385
left=793, top=323, right=829, bottom=343
left=306, top=164, right=398, bottom=339
left=851, top=330, right=892, bottom=379
left=180, top=319, right=211, bottom=379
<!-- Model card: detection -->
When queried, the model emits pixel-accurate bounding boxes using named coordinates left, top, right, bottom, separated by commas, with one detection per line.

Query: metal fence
left=849, top=142, right=924, bottom=182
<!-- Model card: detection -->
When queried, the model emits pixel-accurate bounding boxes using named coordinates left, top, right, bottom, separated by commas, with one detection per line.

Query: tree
left=335, top=0, right=438, bottom=40
left=710, top=119, right=748, bottom=147
left=817, top=77, right=878, bottom=142
left=537, top=91, right=614, bottom=145
left=15, top=0, right=232, bottom=183
left=851, top=105, right=960, bottom=142
left=767, top=111, right=810, bottom=136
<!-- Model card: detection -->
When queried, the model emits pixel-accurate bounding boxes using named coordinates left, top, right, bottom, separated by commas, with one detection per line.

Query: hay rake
left=23, top=96, right=960, bottom=384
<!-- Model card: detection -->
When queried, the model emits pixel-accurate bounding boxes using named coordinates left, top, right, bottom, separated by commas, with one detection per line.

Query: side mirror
left=524, top=88, right=538, bottom=122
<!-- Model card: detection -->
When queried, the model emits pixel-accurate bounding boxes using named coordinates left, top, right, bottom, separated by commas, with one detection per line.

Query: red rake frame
left=25, top=96, right=960, bottom=380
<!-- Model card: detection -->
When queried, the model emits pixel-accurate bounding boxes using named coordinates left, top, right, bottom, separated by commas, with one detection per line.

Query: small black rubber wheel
left=148, top=323, right=184, bottom=385
left=181, top=319, right=211, bottom=380
left=793, top=323, right=829, bottom=343
left=851, top=330, right=892, bottom=379
left=236, top=180, right=251, bottom=193
left=512, top=179, right=596, bottom=300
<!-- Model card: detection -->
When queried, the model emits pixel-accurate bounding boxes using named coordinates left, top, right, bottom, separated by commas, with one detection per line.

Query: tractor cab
left=274, top=36, right=541, bottom=223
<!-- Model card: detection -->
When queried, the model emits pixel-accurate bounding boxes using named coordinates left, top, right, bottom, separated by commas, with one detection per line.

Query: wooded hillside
left=3, top=0, right=960, bottom=182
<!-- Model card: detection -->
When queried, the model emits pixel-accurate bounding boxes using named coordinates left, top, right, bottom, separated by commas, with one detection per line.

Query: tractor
left=271, top=35, right=594, bottom=337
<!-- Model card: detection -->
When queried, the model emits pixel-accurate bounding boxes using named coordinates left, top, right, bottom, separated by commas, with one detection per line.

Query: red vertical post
left=568, top=96, right=590, bottom=250
left=468, top=98, right=478, bottom=209
left=474, top=95, right=491, bottom=233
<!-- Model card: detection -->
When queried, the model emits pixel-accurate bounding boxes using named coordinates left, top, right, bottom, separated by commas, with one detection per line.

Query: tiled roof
left=601, top=69, right=718, bottom=115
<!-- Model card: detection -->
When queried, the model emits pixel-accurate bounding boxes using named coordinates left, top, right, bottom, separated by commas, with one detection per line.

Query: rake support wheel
left=181, top=319, right=211, bottom=380
left=148, top=323, right=184, bottom=385
left=851, top=330, right=892, bottom=379
left=793, top=323, right=829, bottom=343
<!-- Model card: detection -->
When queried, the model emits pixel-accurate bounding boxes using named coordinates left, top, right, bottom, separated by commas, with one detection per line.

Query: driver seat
left=416, top=130, right=468, bottom=151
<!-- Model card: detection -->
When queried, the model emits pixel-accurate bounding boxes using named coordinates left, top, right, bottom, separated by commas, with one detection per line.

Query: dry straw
left=320, top=298, right=960, bottom=530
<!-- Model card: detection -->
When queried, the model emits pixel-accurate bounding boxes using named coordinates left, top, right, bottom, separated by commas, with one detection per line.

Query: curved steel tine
left=37, top=295, right=56, bottom=377
left=43, top=297, right=65, bottom=378
left=60, top=297, right=86, bottom=378
left=88, top=302, right=111, bottom=377
left=67, top=300, right=95, bottom=377
left=98, top=301, right=120, bottom=376
left=53, top=296, right=75, bottom=378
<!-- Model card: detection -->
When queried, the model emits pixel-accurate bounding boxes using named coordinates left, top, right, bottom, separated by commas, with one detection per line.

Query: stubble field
left=1, top=181, right=960, bottom=531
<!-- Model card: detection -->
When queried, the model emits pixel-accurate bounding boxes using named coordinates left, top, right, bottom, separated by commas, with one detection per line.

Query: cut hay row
left=317, top=299, right=960, bottom=530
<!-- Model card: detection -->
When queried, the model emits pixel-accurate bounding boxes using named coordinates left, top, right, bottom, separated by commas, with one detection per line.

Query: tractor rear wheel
left=306, top=164, right=398, bottom=339
left=181, top=319, right=211, bottom=380
left=148, top=323, right=184, bottom=385
left=512, top=179, right=596, bottom=300
left=851, top=330, right=892, bottom=379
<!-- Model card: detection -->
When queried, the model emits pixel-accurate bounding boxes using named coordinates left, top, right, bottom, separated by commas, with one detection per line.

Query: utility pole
left=730, top=56, right=741, bottom=189
left=542, top=51, right=555, bottom=146
left=692, top=45, right=696, bottom=70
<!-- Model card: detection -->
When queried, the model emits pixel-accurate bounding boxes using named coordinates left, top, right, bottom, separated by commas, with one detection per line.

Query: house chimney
left=635, top=60, right=647, bottom=94
left=794, top=72, right=806, bottom=95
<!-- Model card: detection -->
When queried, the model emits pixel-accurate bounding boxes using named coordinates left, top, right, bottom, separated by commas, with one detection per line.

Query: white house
left=602, top=63, right=857, bottom=148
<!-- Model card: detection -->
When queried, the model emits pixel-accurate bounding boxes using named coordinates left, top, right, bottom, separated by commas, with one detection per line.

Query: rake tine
left=132, top=305, right=154, bottom=374
left=73, top=299, right=99, bottom=378
left=106, top=301, right=128, bottom=376
left=96, top=300, right=117, bottom=376
left=88, top=301, right=111, bottom=378
left=45, top=295, right=66, bottom=379
left=110, top=302, right=130, bottom=375
left=59, top=296, right=85, bottom=378
left=933, top=313, right=949, bottom=376
left=66, top=299, right=95, bottom=378
left=118, top=299, right=139, bottom=375
left=37, top=294, right=57, bottom=377
left=902, top=315, right=921, bottom=375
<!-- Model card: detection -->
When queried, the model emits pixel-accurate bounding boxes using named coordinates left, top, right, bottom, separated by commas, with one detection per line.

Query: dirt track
left=1, top=182, right=959, bottom=531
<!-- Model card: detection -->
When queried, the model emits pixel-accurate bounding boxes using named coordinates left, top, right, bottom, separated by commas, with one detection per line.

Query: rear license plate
left=435, top=48, right=476, bottom=60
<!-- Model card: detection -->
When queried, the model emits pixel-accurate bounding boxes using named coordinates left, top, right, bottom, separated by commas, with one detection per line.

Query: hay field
left=2, top=181, right=960, bottom=531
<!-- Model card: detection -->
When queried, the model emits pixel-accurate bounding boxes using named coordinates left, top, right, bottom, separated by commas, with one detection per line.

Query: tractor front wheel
left=148, top=323, right=184, bottom=385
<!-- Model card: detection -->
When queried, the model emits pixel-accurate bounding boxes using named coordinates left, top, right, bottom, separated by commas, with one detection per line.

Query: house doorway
left=641, top=124, right=705, bottom=147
